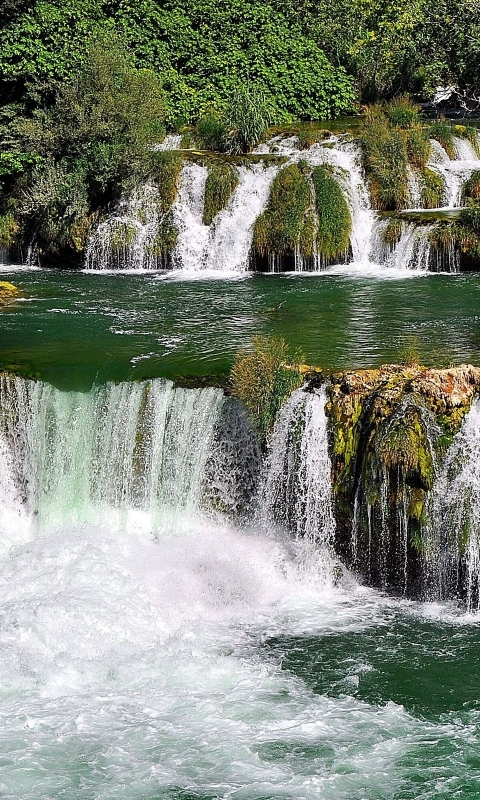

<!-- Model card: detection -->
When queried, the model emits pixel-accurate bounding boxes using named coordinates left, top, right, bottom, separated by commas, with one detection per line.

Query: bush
left=203, top=163, right=239, bottom=225
left=230, top=336, right=303, bottom=441
left=195, top=113, right=227, bottom=152
left=312, top=166, right=351, bottom=261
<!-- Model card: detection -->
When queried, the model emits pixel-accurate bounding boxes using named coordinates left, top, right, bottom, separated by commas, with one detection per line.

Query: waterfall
left=85, top=185, right=167, bottom=271
left=428, top=137, right=480, bottom=208
left=260, top=386, right=336, bottom=545
left=426, top=399, right=480, bottom=610
left=0, top=376, right=260, bottom=533
left=172, top=162, right=278, bottom=272
left=304, top=139, right=376, bottom=264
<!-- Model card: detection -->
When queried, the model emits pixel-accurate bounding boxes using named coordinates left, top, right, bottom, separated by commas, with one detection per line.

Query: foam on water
left=1, top=377, right=480, bottom=798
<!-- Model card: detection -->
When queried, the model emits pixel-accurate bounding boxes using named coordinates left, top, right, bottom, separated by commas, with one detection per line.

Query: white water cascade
left=0, top=375, right=248, bottom=534
left=426, top=399, right=480, bottom=610
left=261, top=387, right=336, bottom=542
left=172, top=161, right=278, bottom=272
left=85, top=185, right=168, bottom=271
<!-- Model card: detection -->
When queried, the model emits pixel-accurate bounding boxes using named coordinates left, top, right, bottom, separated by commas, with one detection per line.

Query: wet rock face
left=325, top=364, right=480, bottom=595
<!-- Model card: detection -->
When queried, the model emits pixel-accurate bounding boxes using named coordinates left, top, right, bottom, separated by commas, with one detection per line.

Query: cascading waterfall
left=426, top=398, right=480, bottom=610
left=82, top=131, right=479, bottom=274
left=172, top=162, right=278, bottom=272
left=85, top=185, right=167, bottom=271
left=260, top=386, right=337, bottom=579
left=0, top=375, right=260, bottom=533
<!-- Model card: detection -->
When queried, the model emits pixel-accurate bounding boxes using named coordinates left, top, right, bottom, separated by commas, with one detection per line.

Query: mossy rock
left=203, top=163, right=239, bottom=226
left=0, top=281, right=21, bottom=307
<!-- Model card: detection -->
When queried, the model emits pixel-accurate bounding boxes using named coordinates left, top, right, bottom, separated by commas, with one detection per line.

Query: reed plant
left=429, top=119, right=455, bottom=159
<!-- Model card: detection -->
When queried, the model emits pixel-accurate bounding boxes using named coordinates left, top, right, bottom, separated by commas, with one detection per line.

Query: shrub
left=203, top=163, right=239, bottom=225
left=312, top=165, right=351, bottom=261
left=429, top=119, right=455, bottom=159
left=195, top=112, right=227, bottom=152
left=230, top=336, right=303, bottom=441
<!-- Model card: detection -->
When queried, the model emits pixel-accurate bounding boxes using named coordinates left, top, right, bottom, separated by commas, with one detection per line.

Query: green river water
left=1, top=268, right=480, bottom=388
left=1, top=266, right=480, bottom=800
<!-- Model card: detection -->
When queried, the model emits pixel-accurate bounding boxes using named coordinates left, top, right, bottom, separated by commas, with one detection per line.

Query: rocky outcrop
left=324, top=364, right=480, bottom=594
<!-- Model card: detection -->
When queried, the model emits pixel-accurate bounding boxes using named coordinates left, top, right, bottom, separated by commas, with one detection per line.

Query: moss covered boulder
left=325, top=364, right=480, bottom=593
left=0, top=282, right=20, bottom=307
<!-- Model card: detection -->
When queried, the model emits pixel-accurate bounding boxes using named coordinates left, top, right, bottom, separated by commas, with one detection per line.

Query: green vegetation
left=312, top=166, right=352, bottom=262
left=420, top=168, right=445, bottom=209
left=381, top=218, right=403, bottom=248
left=253, top=162, right=352, bottom=265
left=203, top=163, right=239, bottom=226
left=463, top=171, right=480, bottom=203
left=230, top=336, right=303, bottom=442
left=428, top=119, right=455, bottom=159
left=361, top=100, right=430, bottom=210
left=253, top=162, right=314, bottom=258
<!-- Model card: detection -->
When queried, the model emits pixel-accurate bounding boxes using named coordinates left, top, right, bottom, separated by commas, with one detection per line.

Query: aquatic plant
left=312, top=165, right=351, bottom=261
left=361, top=106, right=410, bottom=210
left=203, top=163, right=239, bottom=226
left=230, top=336, right=303, bottom=441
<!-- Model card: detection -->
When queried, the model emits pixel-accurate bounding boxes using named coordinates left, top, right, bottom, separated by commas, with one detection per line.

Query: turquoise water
left=2, top=267, right=480, bottom=798
left=1, top=268, right=480, bottom=389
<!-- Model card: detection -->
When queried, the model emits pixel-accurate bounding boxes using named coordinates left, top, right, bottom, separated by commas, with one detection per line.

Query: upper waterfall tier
left=84, top=129, right=480, bottom=274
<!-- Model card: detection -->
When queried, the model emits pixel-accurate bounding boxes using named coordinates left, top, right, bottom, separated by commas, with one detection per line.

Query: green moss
left=109, top=220, right=138, bottom=252
left=463, top=171, right=480, bottom=203
left=202, top=163, right=239, bottom=226
left=381, top=218, right=403, bottom=248
left=0, top=281, right=21, bottom=306
left=253, top=162, right=313, bottom=257
left=0, top=214, right=20, bottom=248
left=419, top=168, right=445, bottom=209
left=429, top=119, right=455, bottom=159
left=145, top=151, right=183, bottom=212
left=147, top=210, right=178, bottom=258
left=312, top=166, right=351, bottom=261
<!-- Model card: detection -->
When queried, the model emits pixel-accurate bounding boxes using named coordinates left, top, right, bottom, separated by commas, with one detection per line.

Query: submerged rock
left=0, top=281, right=20, bottom=307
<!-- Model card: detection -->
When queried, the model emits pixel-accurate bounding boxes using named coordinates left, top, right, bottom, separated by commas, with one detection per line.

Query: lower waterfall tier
left=2, top=365, right=480, bottom=607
